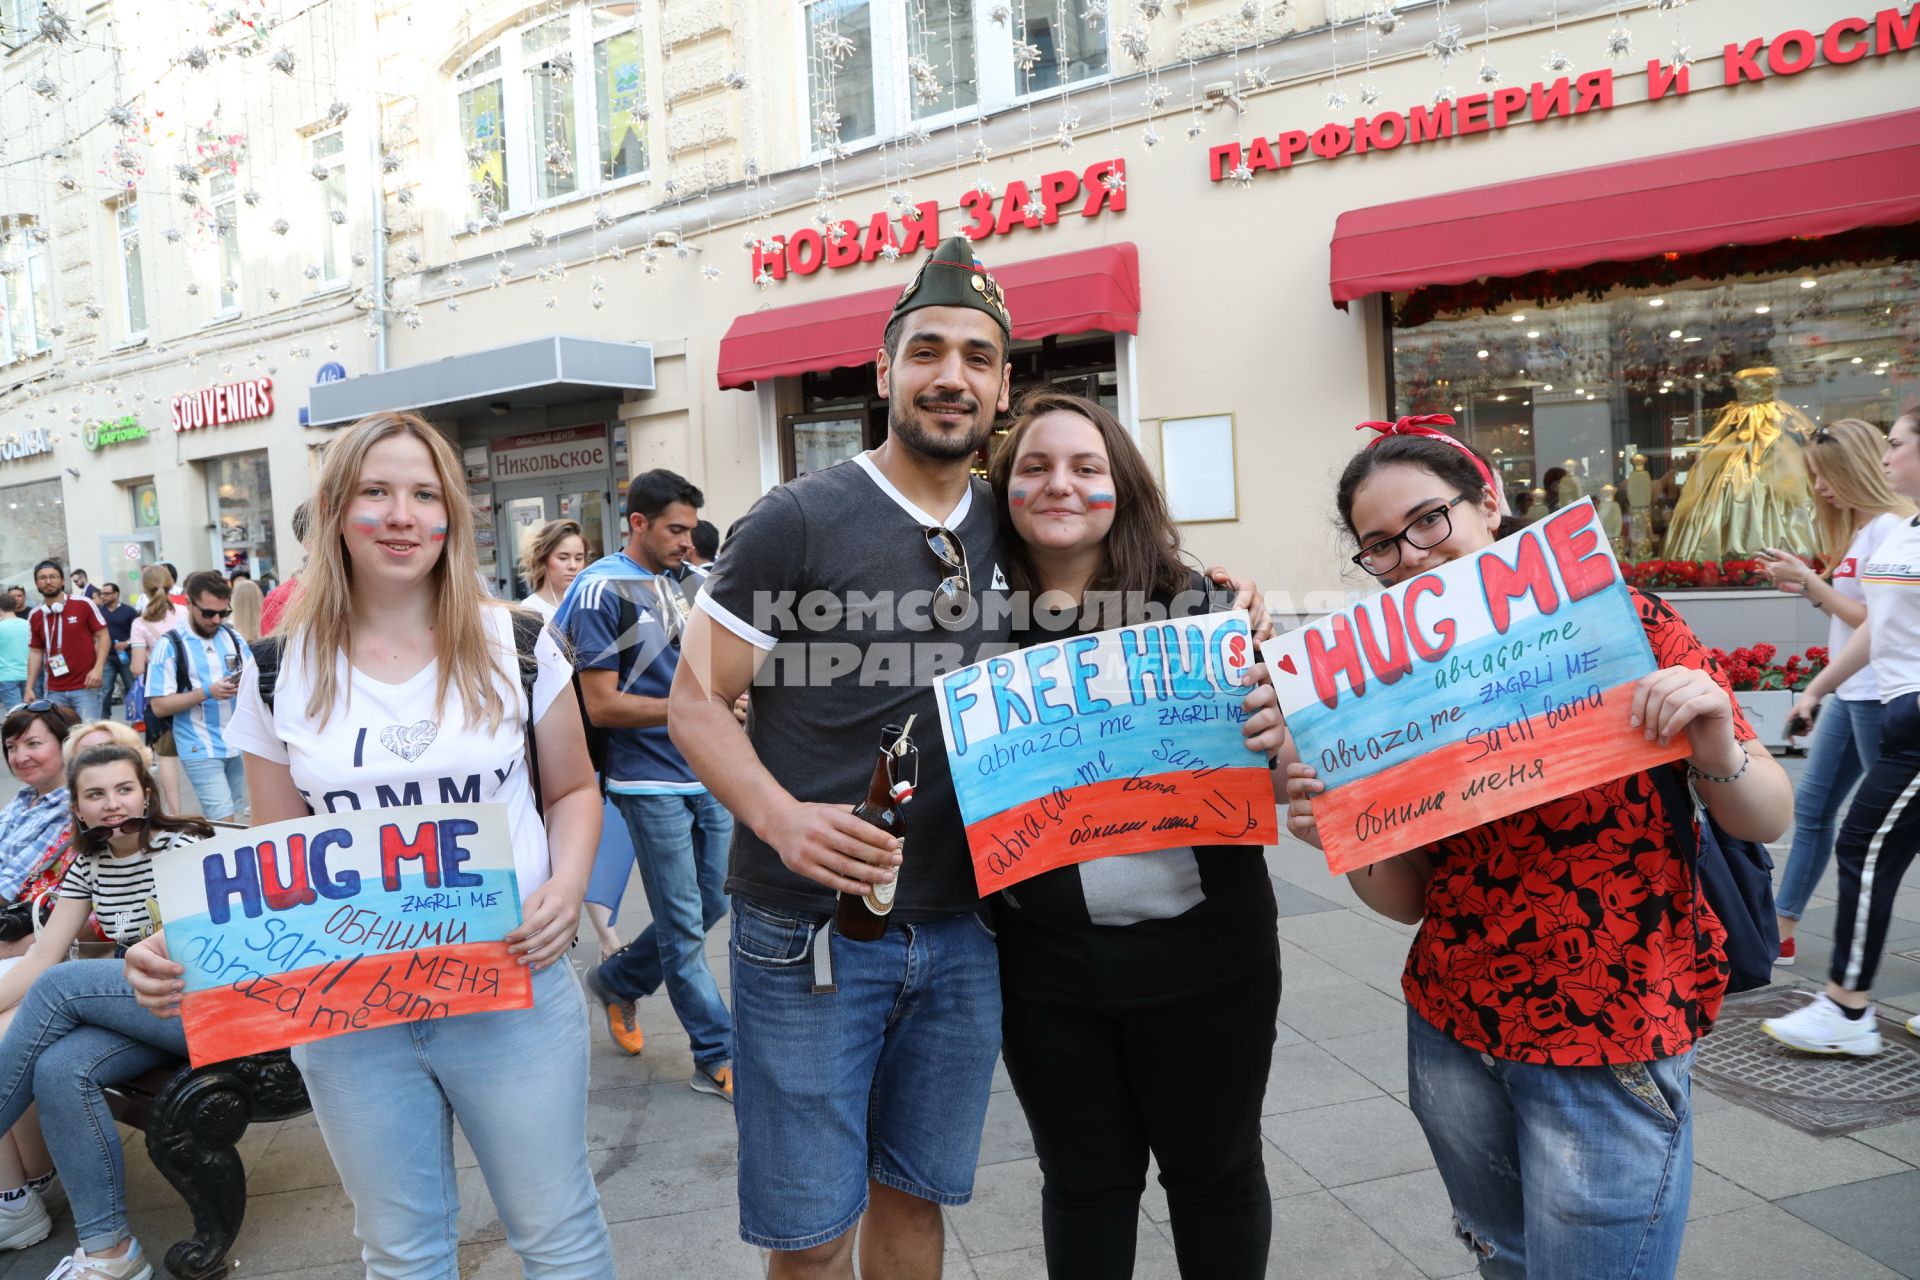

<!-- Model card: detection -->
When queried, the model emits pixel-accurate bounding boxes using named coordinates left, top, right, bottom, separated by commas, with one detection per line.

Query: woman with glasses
left=1240, top=417, right=1792, bottom=1278
left=983, top=390, right=1280, bottom=1279
left=1769, top=410, right=1920, bottom=1054
left=126, top=411, right=612, bottom=1276
left=1757, top=420, right=1915, bottom=967
left=0, top=743, right=211, bottom=1277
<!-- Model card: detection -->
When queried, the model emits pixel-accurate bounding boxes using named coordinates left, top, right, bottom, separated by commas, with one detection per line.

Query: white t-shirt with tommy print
left=224, top=607, right=571, bottom=895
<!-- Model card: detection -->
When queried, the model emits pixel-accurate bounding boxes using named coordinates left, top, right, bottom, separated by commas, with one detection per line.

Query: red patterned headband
left=1355, top=414, right=1496, bottom=496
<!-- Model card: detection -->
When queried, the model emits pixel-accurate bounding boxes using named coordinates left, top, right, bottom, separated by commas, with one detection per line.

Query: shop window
left=312, top=132, right=350, bottom=287
left=779, top=331, right=1119, bottom=480
left=1388, top=262, right=1919, bottom=585
left=0, top=479, right=68, bottom=594
left=0, top=0, right=40, bottom=50
left=0, top=214, right=51, bottom=363
left=205, top=451, right=279, bottom=581
left=453, top=4, right=649, bottom=225
left=114, top=193, right=147, bottom=340
left=801, top=0, right=1109, bottom=157
left=210, top=173, right=241, bottom=314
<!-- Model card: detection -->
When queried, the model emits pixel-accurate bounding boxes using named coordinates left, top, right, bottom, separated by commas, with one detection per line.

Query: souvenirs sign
left=1261, top=500, right=1688, bottom=874
left=154, top=804, right=530, bottom=1067
left=937, top=610, right=1277, bottom=895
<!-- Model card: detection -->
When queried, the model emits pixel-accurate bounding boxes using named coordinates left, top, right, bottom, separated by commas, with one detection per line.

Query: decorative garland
left=1394, top=223, right=1920, bottom=329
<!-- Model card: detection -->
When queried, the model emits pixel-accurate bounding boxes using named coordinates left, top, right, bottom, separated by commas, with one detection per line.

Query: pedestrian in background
left=143, top=572, right=250, bottom=823
left=520, top=518, right=589, bottom=623
left=92, top=582, right=139, bottom=721
left=0, top=595, right=27, bottom=711
left=259, top=502, right=309, bottom=637
left=128, top=566, right=189, bottom=816
left=1761, top=418, right=1915, bottom=966
left=26, top=562, right=107, bottom=724
left=229, top=577, right=263, bottom=644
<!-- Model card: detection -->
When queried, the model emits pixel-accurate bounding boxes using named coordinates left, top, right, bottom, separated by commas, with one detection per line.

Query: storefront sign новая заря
left=1206, top=7, right=1918, bottom=183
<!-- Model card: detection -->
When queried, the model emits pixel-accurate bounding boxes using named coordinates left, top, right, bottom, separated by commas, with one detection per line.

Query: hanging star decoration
left=1325, top=86, right=1349, bottom=110
left=1542, top=48, right=1574, bottom=71
left=1081, top=0, right=1108, bottom=18
left=755, top=268, right=774, bottom=290
left=547, top=50, right=576, bottom=79
left=1142, top=124, right=1161, bottom=148
left=1022, top=192, right=1046, bottom=221
left=1119, top=25, right=1150, bottom=64
left=816, top=29, right=858, bottom=63
left=1425, top=23, right=1467, bottom=67
left=724, top=68, right=748, bottom=90
left=242, top=189, right=262, bottom=206
left=1478, top=60, right=1501, bottom=85
left=1185, top=119, right=1204, bottom=139
left=702, top=264, right=722, bottom=281
left=182, top=45, right=211, bottom=70
left=1370, top=4, right=1402, bottom=37
left=267, top=47, right=296, bottom=76
left=1606, top=23, right=1633, bottom=58
left=1239, top=0, right=1260, bottom=27
left=907, top=56, right=943, bottom=104
left=989, top=3, right=1011, bottom=24
left=29, top=76, right=59, bottom=101
left=1671, top=43, right=1693, bottom=68
left=329, top=209, right=348, bottom=224
left=163, top=228, right=184, bottom=244
left=1012, top=40, right=1043, bottom=70
left=1138, top=0, right=1165, bottom=19
left=1144, top=83, right=1170, bottom=108
left=37, top=3, right=75, bottom=42
left=269, top=218, right=290, bottom=235
left=303, top=264, right=322, bottom=281
left=379, top=151, right=403, bottom=174
left=1648, top=0, right=1687, bottom=11
left=1228, top=162, right=1254, bottom=188
left=1432, top=84, right=1458, bottom=104
left=1100, top=168, right=1126, bottom=194
left=1359, top=82, right=1382, bottom=105
left=106, top=103, right=137, bottom=129
left=593, top=206, right=616, bottom=231
left=310, top=163, right=331, bottom=181
left=1244, top=65, right=1272, bottom=89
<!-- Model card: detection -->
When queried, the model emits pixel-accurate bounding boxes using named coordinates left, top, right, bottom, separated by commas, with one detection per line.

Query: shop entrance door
left=98, top=532, right=160, bottom=596
left=492, top=478, right=616, bottom=600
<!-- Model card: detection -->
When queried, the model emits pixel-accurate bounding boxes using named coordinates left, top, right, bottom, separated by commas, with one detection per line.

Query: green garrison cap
left=888, top=235, right=1012, bottom=337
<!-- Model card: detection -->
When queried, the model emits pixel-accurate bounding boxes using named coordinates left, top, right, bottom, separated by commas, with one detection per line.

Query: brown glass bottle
left=835, top=723, right=915, bottom=941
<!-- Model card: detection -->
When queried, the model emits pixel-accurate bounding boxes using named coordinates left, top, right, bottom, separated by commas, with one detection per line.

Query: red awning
left=717, top=242, right=1140, bottom=389
left=1328, top=107, right=1920, bottom=308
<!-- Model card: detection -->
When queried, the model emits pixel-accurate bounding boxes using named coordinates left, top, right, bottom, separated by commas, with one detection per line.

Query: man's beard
left=37, top=583, right=61, bottom=599
left=888, top=390, right=995, bottom=462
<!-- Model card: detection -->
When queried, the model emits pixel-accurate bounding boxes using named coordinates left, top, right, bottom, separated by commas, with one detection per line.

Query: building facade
left=1, top=0, right=1914, bottom=618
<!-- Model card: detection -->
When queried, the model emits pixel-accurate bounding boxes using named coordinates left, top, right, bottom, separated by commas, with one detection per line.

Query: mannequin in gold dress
left=1661, top=367, right=1819, bottom=562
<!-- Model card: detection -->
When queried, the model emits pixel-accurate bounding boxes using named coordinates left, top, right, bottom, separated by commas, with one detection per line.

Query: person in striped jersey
left=0, top=743, right=211, bottom=1279
left=1771, top=409, right=1920, bottom=1055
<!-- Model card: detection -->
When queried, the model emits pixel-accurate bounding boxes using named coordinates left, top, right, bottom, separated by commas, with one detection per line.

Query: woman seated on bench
left=0, top=743, right=211, bottom=1280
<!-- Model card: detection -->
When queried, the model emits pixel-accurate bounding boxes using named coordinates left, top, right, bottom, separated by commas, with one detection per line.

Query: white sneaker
left=44, top=1240, right=153, bottom=1280
left=0, top=1190, right=51, bottom=1250
left=1762, top=993, right=1883, bottom=1056
left=1907, top=1013, right=1919, bottom=1039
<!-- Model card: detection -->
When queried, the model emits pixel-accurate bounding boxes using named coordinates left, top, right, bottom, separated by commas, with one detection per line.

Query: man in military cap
left=669, top=235, right=1015, bottom=1276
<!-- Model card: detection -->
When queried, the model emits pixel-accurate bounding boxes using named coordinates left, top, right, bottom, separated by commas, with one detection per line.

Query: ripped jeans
left=1406, top=1008, right=1694, bottom=1280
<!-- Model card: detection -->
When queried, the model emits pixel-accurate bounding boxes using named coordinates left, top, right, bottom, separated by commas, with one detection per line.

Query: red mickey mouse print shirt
left=1402, top=589, right=1755, bottom=1067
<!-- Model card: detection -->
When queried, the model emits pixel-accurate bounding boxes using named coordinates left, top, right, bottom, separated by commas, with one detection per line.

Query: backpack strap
left=511, top=609, right=546, bottom=815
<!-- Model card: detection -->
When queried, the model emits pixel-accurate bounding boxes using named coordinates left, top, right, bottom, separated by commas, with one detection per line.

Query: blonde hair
left=283, top=411, right=519, bottom=732
left=139, top=564, right=175, bottom=624
left=63, top=718, right=152, bottom=769
left=1807, top=419, right=1917, bottom=568
left=230, top=577, right=264, bottom=642
left=520, top=519, right=586, bottom=594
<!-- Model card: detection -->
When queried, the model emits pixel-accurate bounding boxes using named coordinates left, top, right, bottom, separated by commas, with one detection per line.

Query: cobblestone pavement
left=2, top=760, right=1917, bottom=1278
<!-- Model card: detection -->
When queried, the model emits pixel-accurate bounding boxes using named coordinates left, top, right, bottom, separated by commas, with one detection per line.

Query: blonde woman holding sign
left=985, top=390, right=1280, bottom=1280
left=126, top=412, right=612, bottom=1278
left=1240, top=419, right=1791, bottom=1280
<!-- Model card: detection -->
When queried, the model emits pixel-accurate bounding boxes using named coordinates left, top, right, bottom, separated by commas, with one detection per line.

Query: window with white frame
left=312, top=132, right=349, bottom=287
left=801, top=0, right=1108, bottom=153
left=0, top=0, right=39, bottom=50
left=0, top=215, right=51, bottom=364
left=453, top=3, right=648, bottom=223
left=115, top=194, right=147, bottom=339
left=211, top=172, right=241, bottom=313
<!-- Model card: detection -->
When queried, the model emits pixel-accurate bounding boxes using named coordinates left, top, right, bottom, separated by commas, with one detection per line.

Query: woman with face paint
left=1239, top=417, right=1792, bottom=1279
left=0, top=744, right=211, bottom=1277
left=985, top=390, right=1281, bottom=1279
left=124, top=412, right=614, bottom=1277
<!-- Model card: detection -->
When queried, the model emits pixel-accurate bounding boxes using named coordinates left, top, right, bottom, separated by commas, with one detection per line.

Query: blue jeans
left=1406, top=1009, right=1694, bottom=1280
left=0, top=959, right=189, bottom=1253
left=292, top=959, right=613, bottom=1279
left=729, top=899, right=1003, bottom=1250
left=181, top=754, right=249, bottom=820
left=1776, top=696, right=1884, bottom=920
left=97, top=650, right=135, bottom=717
left=594, top=791, right=732, bottom=1070
left=44, top=686, right=102, bottom=723
left=0, top=681, right=21, bottom=711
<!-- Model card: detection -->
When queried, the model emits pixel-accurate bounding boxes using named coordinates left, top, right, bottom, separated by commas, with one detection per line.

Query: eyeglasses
left=925, top=526, right=973, bottom=631
left=76, top=814, right=148, bottom=853
left=196, top=606, right=233, bottom=619
left=1811, top=426, right=1834, bottom=444
left=4, top=700, right=54, bottom=719
left=1352, top=495, right=1471, bottom=576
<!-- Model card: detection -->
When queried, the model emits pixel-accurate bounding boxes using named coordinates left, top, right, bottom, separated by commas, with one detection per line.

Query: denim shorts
left=729, top=896, right=1002, bottom=1250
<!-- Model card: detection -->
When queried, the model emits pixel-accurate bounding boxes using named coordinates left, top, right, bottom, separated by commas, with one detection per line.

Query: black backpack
left=1650, top=763, right=1781, bottom=995
left=144, top=623, right=244, bottom=748
left=250, top=610, right=550, bottom=810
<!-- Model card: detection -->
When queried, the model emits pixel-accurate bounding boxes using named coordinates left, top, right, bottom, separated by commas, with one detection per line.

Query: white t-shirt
left=225, top=608, right=571, bottom=895
left=1829, top=512, right=1908, bottom=702
left=1862, top=516, right=1920, bottom=704
left=520, top=592, right=559, bottom=622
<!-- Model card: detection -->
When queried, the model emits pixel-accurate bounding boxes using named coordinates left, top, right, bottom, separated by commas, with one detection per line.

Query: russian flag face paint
left=1087, top=492, right=1116, bottom=511
left=1009, top=489, right=1028, bottom=507
left=429, top=525, right=448, bottom=543
left=348, top=515, right=382, bottom=535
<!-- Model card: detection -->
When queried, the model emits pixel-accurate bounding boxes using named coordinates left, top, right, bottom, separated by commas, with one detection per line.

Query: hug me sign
left=1262, top=500, right=1688, bottom=874
left=153, top=805, right=530, bottom=1067
left=937, top=610, right=1277, bottom=895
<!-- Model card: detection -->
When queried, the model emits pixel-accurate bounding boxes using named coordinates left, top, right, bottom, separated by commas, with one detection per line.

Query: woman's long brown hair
left=282, top=411, right=521, bottom=732
left=987, top=389, right=1189, bottom=605
left=67, top=744, right=214, bottom=850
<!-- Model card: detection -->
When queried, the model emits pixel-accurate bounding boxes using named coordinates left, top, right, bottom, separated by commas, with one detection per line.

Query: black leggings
left=999, top=955, right=1280, bottom=1279
left=1831, top=691, right=1920, bottom=992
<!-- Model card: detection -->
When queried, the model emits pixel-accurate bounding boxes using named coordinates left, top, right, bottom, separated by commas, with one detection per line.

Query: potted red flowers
left=1708, top=645, right=1829, bottom=748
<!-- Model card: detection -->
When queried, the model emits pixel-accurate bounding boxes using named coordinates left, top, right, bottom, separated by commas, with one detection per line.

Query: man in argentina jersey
left=555, top=469, right=737, bottom=1100
left=145, top=571, right=250, bottom=821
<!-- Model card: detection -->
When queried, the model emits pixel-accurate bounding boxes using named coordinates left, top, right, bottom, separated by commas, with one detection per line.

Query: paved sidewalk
left=2, top=765, right=1917, bottom=1277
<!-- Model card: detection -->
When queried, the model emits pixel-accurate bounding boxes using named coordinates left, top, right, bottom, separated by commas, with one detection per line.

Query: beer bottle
left=835, top=720, right=917, bottom=941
